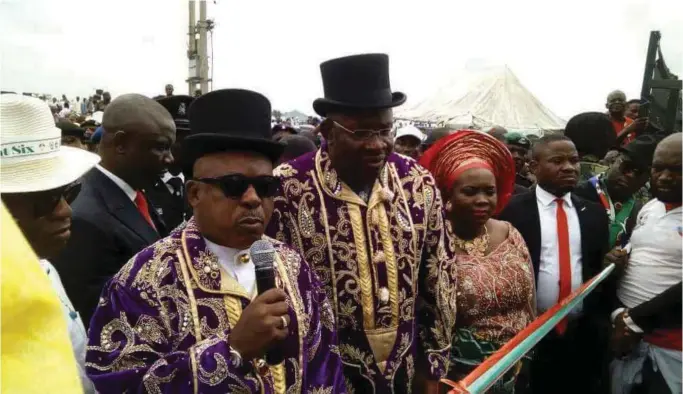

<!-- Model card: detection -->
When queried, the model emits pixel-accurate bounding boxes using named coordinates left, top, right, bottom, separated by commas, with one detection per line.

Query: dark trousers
left=530, top=316, right=609, bottom=394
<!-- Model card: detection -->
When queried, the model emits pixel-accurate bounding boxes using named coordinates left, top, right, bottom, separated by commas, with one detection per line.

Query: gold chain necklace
left=453, top=225, right=490, bottom=257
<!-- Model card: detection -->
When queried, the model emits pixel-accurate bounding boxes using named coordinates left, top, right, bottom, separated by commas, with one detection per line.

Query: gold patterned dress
left=449, top=223, right=535, bottom=393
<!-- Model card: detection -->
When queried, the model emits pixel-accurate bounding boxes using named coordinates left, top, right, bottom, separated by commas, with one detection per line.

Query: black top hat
left=80, top=119, right=100, bottom=129
left=272, top=124, right=298, bottom=135
left=312, top=53, right=406, bottom=117
left=157, top=95, right=194, bottom=132
left=619, top=134, right=659, bottom=168
left=184, top=89, right=284, bottom=171
left=56, top=120, right=86, bottom=140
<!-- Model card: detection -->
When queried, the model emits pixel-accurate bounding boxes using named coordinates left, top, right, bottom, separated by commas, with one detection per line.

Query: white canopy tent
left=397, top=66, right=566, bottom=135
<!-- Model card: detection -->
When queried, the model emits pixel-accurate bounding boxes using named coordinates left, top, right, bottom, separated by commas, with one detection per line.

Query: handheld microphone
left=250, top=240, right=285, bottom=365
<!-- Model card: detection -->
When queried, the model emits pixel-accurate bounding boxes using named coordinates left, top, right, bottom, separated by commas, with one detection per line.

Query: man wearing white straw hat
left=0, top=93, right=101, bottom=393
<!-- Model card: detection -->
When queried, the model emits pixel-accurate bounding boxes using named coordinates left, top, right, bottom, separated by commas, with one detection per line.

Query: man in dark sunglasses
left=1, top=94, right=101, bottom=393
left=84, top=89, right=345, bottom=393
left=267, top=54, right=457, bottom=394
left=574, top=134, right=658, bottom=250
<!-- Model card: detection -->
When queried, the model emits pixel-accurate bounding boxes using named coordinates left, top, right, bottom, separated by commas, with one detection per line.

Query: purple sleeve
left=301, top=264, right=347, bottom=392
left=85, top=281, right=260, bottom=393
left=416, top=176, right=458, bottom=380
left=266, top=191, right=295, bottom=248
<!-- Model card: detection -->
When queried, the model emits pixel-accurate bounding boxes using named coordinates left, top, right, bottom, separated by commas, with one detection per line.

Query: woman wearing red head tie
left=420, top=130, right=536, bottom=393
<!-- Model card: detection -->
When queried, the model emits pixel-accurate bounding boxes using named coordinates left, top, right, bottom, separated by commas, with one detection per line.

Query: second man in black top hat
left=268, top=53, right=456, bottom=394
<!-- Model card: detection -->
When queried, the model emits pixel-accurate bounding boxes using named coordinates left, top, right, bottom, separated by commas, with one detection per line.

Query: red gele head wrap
left=418, top=129, right=516, bottom=214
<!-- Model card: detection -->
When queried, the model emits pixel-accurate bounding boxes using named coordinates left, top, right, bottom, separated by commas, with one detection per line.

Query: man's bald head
left=102, top=94, right=174, bottom=138
left=655, top=132, right=682, bottom=156
left=651, top=132, right=682, bottom=204
left=607, top=90, right=627, bottom=103
left=606, top=90, right=627, bottom=118
left=99, top=93, right=176, bottom=189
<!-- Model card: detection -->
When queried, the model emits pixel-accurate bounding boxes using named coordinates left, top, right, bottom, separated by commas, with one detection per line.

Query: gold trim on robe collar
left=180, top=218, right=262, bottom=298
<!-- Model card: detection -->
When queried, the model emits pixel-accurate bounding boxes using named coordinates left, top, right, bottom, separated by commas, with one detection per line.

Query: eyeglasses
left=194, top=175, right=280, bottom=199
left=332, top=121, right=394, bottom=140
left=31, top=182, right=82, bottom=218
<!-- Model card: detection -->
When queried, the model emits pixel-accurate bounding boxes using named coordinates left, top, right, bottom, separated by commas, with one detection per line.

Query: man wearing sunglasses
left=0, top=94, right=101, bottom=393
left=268, top=54, right=456, bottom=394
left=84, top=89, right=345, bottom=393
left=574, top=134, right=658, bottom=252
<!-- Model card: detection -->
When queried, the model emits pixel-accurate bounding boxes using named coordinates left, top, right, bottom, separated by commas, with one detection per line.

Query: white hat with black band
left=1, top=94, right=100, bottom=193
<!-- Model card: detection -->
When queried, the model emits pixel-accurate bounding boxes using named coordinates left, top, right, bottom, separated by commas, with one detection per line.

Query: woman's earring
left=445, top=201, right=453, bottom=213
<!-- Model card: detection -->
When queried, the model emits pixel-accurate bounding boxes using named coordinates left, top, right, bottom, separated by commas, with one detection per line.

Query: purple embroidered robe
left=85, top=218, right=346, bottom=393
left=267, top=149, right=458, bottom=393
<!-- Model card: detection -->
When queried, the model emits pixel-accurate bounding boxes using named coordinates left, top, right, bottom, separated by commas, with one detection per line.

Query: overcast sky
left=1, top=0, right=681, bottom=118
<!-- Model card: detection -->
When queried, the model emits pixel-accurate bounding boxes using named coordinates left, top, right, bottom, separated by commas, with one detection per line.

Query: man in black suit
left=147, top=95, right=194, bottom=230
left=499, top=134, right=610, bottom=394
left=53, top=93, right=176, bottom=327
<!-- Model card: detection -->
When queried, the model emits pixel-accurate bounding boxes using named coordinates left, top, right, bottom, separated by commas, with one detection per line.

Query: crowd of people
left=0, top=53, right=680, bottom=394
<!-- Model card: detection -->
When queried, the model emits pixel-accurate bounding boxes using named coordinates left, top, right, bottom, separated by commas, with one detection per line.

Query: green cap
left=504, top=132, right=531, bottom=149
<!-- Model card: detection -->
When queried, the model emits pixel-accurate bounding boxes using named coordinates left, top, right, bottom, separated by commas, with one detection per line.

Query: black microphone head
left=250, top=239, right=276, bottom=269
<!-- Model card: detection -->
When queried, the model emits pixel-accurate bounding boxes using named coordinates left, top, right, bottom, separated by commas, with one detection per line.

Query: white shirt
left=161, top=171, right=185, bottom=195
left=96, top=164, right=136, bottom=201
left=617, top=200, right=682, bottom=308
left=59, top=107, right=72, bottom=118
left=40, top=260, right=96, bottom=394
left=535, top=185, right=584, bottom=316
left=204, top=238, right=256, bottom=296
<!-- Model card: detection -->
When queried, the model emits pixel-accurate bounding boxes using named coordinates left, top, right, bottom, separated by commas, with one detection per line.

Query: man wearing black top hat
left=85, top=89, right=346, bottom=393
left=57, top=120, right=88, bottom=150
left=147, top=95, right=195, bottom=229
left=267, top=54, right=456, bottom=394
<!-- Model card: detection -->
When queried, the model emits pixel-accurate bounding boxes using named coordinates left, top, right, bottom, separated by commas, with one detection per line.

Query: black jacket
left=498, top=187, right=611, bottom=316
left=52, top=168, right=165, bottom=327
left=145, top=176, right=190, bottom=231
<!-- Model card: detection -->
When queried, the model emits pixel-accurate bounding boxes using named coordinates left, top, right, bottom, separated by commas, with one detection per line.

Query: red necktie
left=135, top=191, right=157, bottom=231
left=555, top=198, right=571, bottom=335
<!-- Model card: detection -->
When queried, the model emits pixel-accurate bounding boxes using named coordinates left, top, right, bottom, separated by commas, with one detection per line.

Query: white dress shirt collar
left=96, top=164, right=136, bottom=201
left=204, top=238, right=256, bottom=296
left=536, top=185, right=573, bottom=208
left=161, top=171, right=185, bottom=184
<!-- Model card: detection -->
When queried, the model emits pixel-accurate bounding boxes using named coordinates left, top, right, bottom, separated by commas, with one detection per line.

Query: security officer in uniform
left=147, top=95, right=194, bottom=229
